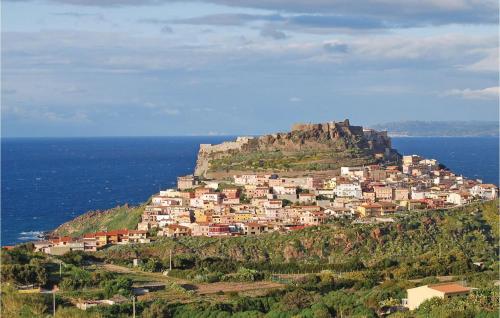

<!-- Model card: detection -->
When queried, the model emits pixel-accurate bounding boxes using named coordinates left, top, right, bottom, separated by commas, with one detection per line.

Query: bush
left=1, top=264, right=48, bottom=286
left=221, top=268, right=264, bottom=282
left=101, top=277, right=133, bottom=298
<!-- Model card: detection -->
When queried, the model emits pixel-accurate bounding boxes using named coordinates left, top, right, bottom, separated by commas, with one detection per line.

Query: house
left=394, top=188, right=409, bottom=201
left=316, top=188, right=335, bottom=199
left=374, top=186, right=393, bottom=201
left=201, top=192, right=222, bottom=203
left=50, top=236, right=73, bottom=246
left=407, top=200, right=426, bottom=211
left=222, top=187, right=240, bottom=199
left=253, top=186, right=270, bottom=198
left=161, top=225, right=191, bottom=238
left=106, top=230, right=129, bottom=244
left=300, top=211, right=326, bottom=225
left=340, top=166, right=367, bottom=178
left=370, top=169, right=387, bottom=182
left=222, top=197, right=240, bottom=205
left=272, top=186, right=297, bottom=195
left=403, top=155, right=422, bottom=167
left=298, top=193, right=316, bottom=204
left=470, top=184, right=498, bottom=200
left=264, top=200, right=283, bottom=209
left=194, top=187, right=211, bottom=198
left=234, top=174, right=258, bottom=185
left=446, top=192, right=472, bottom=206
left=94, top=232, right=109, bottom=248
left=334, top=183, right=363, bottom=198
left=405, top=283, right=471, bottom=310
left=363, top=191, right=376, bottom=202
left=242, top=223, right=268, bottom=235
left=33, top=240, right=53, bottom=253
left=190, top=222, right=210, bottom=236
left=46, top=241, right=84, bottom=256
left=233, top=211, right=254, bottom=222
left=82, top=234, right=98, bottom=252
left=128, top=230, right=150, bottom=243
left=357, top=203, right=382, bottom=217
left=208, top=224, right=230, bottom=236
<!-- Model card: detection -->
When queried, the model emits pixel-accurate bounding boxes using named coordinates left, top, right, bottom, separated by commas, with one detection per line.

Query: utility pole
left=52, top=285, right=59, bottom=317
left=132, top=296, right=136, bottom=318
left=169, top=249, right=172, bottom=271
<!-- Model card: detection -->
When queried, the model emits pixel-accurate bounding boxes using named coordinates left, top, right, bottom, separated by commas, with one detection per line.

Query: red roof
left=128, top=230, right=147, bottom=234
left=107, top=229, right=129, bottom=236
left=428, top=283, right=471, bottom=294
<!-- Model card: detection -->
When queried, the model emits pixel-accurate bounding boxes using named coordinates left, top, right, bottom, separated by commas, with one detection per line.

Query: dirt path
left=194, top=281, right=284, bottom=295
left=99, top=263, right=284, bottom=295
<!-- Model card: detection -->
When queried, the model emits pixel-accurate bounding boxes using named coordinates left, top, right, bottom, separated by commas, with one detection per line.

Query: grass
left=53, top=204, right=145, bottom=237
left=208, top=149, right=377, bottom=173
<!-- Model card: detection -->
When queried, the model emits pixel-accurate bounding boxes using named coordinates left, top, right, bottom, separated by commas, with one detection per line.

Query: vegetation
left=52, top=203, right=145, bottom=237
left=1, top=200, right=498, bottom=317
left=208, top=149, right=377, bottom=173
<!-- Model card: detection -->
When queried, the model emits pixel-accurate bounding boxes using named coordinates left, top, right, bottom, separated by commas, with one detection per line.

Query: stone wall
left=199, top=137, right=254, bottom=154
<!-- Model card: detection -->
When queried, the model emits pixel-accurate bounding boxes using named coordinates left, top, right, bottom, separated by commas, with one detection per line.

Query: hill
left=371, top=121, right=499, bottom=137
left=99, top=200, right=499, bottom=279
left=195, top=119, right=400, bottom=178
left=51, top=204, right=145, bottom=237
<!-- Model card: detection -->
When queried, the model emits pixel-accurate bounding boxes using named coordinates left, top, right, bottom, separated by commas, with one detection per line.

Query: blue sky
left=2, top=0, right=499, bottom=137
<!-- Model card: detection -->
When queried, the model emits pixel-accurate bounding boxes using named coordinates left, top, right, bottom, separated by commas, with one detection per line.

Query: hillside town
left=37, top=154, right=498, bottom=254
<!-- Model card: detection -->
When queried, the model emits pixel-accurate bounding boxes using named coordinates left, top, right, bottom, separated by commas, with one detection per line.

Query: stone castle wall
left=199, top=137, right=254, bottom=154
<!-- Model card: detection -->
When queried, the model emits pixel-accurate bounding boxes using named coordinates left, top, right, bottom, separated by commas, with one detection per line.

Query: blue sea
left=1, top=136, right=498, bottom=245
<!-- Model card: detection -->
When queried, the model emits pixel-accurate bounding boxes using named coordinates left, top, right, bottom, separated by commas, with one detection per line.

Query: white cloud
left=161, top=108, right=180, bottom=115
left=3, top=104, right=91, bottom=123
left=444, top=86, right=500, bottom=100
left=289, top=97, right=302, bottom=102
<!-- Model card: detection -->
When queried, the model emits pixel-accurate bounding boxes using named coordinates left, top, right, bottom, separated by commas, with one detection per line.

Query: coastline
left=3, top=135, right=499, bottom=246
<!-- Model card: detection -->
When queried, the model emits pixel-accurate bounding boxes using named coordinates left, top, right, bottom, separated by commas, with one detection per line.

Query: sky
left=1, top=0, right=499, bottom=137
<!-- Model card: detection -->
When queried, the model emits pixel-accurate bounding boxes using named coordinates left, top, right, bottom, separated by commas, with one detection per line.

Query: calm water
left=1, top=136, right=498, bottom=245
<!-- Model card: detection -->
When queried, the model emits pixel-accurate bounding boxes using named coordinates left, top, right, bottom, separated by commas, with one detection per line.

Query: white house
left=470, top=184, right=498, bottom=200
left=405, top=283, right=471, bottom=310
left=446, top=192, right=471, bottom=206
left=334, top=183, right=362, bottom=199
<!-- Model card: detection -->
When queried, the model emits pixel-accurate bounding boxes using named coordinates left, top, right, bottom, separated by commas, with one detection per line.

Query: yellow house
left=194, top=209, right=209, bottom=223
left=357, top=203, right=382, bottom=217
left=234, top=212, right=253, bottom=222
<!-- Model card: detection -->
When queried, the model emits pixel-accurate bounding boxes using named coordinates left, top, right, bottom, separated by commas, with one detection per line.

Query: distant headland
left=371, top=120, right=499, bottom=137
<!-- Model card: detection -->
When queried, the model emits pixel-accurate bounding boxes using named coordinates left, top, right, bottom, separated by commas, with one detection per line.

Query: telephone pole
left=132, top=296, right=136, bottom=318
left=52, top=290, right=56, bottom=317
left=169, top=249, right=172, bottom=271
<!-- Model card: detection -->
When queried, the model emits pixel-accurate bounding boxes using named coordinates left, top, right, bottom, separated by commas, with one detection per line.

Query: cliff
left=195, top=119, right=400, bottom=178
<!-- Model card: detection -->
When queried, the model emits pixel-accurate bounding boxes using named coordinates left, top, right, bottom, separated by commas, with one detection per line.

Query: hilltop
left=195, top=119, right=400, bottom=178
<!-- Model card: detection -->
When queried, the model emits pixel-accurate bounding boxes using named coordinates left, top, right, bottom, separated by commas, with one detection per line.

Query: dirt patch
left=195, top=281, right=284, bottom=295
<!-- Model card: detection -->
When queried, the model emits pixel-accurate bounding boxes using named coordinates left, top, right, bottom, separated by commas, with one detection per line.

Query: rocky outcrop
left=194, top=119, right=400, bottom=178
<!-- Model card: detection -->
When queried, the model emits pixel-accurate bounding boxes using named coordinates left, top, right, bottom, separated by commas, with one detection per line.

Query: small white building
left=405, top=283, right=471, bottom=310
left=334, top=183, right=362, bottom=199
left=470, top=184, right=498, bottom=200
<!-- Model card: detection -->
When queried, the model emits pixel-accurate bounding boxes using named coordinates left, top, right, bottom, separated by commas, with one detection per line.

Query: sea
left=1, top=136, right=498, bottom=246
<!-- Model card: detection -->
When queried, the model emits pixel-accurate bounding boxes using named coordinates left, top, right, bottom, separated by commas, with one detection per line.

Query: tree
left=142, top=301, right=171, bottom=318
left=102, top=277, right=133, bottom=298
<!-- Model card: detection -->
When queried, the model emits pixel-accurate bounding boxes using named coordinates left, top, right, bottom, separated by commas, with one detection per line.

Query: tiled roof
left=428, top=283, right=471, bottom=294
